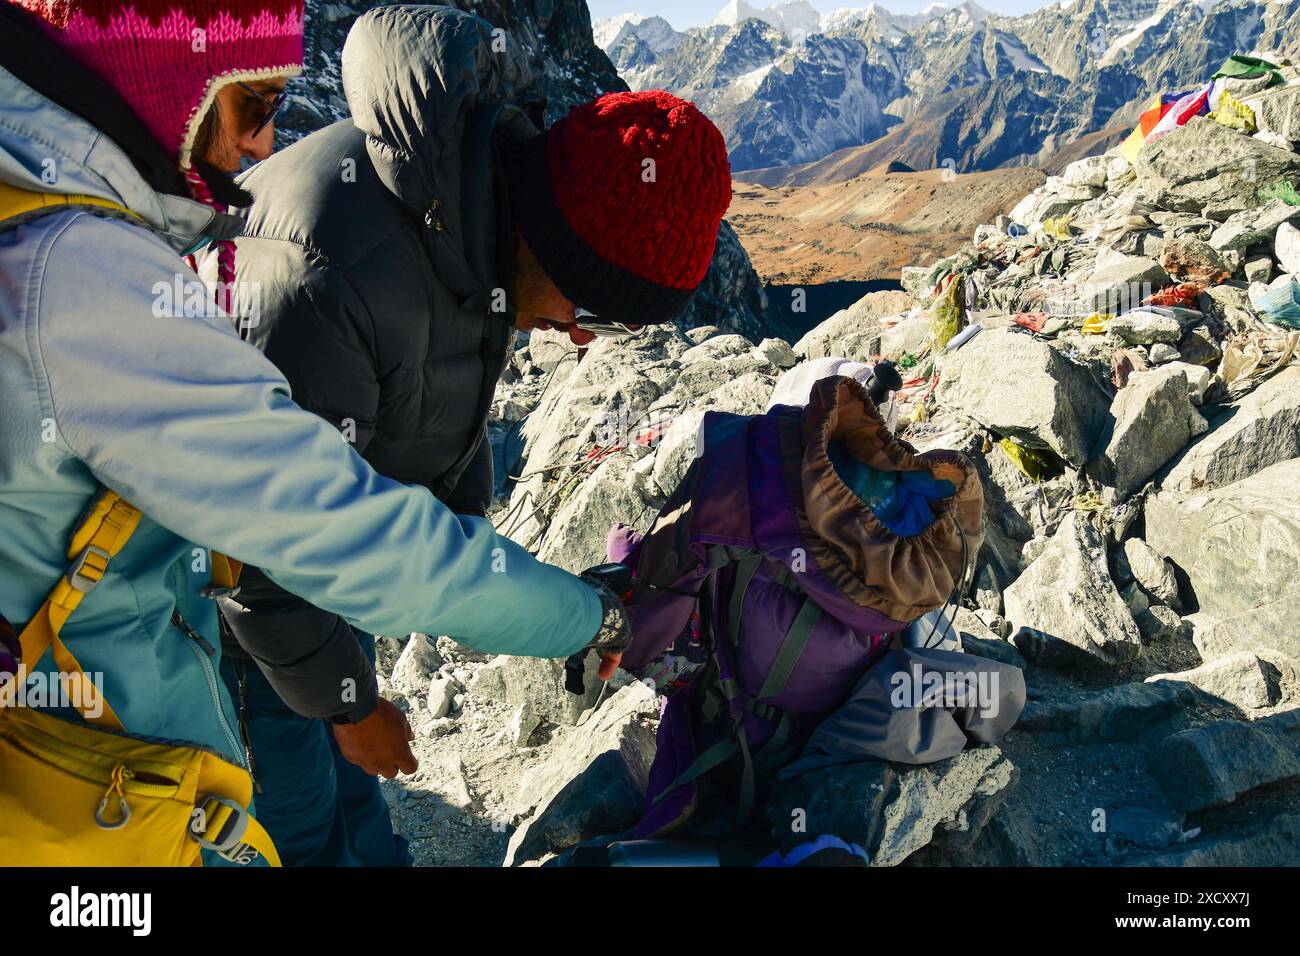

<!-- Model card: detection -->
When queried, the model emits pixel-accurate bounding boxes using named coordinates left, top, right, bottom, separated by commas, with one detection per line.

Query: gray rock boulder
left=388, top=634, right=444, bottom=697
left=468, top=653, right=603, bottom=727
left=650, top=408, right=706, bottom=498
left=793, top=290, right=911, bottom=361
left=535, top=455, right=656, bottom=573
left=1107, top=310, right=1184, bottom=346
left=1127, top=813, right=1300, bottom=866
left=1003, top=512, right=1143, bottom=666
left=1161, top=365, right=1300, bottom=492
left=505, top=701, right=541, bottom=748
left=1147, top=710, right=1300, bottom=812
left=1175, top=325, right=1222, bottom=368
left=1135, top=117, right=1300, bottom=214
left=1093, top=368, right=1207, bottom=498
left=694, top=370, right=776, bottom=415
left=1208, top=199, right=1300, bottom=254
left=1278, top=221, right=1300, bottom=275
left=1145, top=458, right=1300, bottom=662
left=1146, top=652, right=1285, bottom=712
left=1017, top=680, right=1196, bottom=745
left=1148, top=361, right=1213, bottom=405
left=1079, top=255, right=1169, bottom=315
left=935, top=329, right=1110, bottom=467
left=505, top=682, right=659, bottom=865
left=684, top=325, right=722, bottom=345
left=504, top=335, right=668, bottom=547
left=678, top=333, right=754, bottom=365
left=1107, top=806, right=1190, bottom=850
left=764, top=747, right=1017, bottom=867
left=1010, top=187, right=1089, bottom=229
left=425, top=673, right=456, bottom=720
left=1198, top=282, right=1257, bottom=331
left=1133, top=604, right=1188, bottom=643
left=1122, top=539, right=1180, bottom=608
left=753, top=337, right=797, bottom=369
left=1243, top=82, right=1300, bottom=142
left=672, top=354, right=769, bottom=404
left=1147, top=342, right=1181, bottom=364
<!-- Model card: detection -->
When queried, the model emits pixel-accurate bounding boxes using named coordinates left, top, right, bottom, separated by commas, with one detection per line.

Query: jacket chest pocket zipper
left=171, top=610, right=246, bottom=771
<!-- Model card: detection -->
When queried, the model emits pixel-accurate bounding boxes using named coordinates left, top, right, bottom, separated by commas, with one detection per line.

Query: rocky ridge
left=372, top=80, right=1300, bottom=867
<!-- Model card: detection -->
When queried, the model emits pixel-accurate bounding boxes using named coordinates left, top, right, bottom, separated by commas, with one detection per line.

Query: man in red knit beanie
left=200, top=5, right=733, bottom=867
left=499, top=87, right=734, bottom=334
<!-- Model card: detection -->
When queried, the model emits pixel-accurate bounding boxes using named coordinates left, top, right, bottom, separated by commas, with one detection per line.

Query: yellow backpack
left=0, top=186, right=280, bottom=866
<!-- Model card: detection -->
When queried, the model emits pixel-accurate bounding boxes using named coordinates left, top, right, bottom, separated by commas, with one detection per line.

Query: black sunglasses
left=237, top=82, right=288, bottom=137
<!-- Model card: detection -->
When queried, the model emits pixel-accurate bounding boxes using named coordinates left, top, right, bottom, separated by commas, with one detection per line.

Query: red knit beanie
left=501, top=90, right=733, bottom=326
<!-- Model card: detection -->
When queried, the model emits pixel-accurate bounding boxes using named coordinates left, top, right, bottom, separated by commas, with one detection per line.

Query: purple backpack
left=606, top=376, right=985, bottom=838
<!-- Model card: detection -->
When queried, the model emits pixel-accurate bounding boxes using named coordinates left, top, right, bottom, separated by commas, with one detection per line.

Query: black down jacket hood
left=205, top=4, right=544, bottom=721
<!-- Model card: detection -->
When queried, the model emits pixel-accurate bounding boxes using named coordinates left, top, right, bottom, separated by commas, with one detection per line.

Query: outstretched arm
left=36, top=214, right=600, bottom=659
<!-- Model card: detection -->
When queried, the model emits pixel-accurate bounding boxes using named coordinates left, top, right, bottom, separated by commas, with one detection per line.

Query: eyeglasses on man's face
left=572, top=307, right=645, bottom=339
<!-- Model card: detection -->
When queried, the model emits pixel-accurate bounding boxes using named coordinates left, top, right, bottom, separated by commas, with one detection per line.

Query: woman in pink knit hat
left=4, top=0, right=304, bottom=294
left=0, top=0, right=633, bottom=867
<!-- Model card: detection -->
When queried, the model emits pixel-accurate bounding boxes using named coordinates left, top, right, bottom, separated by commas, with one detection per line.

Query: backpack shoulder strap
left=15, top=487, right=243, bottom=731
left=0, top=181, right=142, bottom=231
left=17, top=489, right=140, bottom=730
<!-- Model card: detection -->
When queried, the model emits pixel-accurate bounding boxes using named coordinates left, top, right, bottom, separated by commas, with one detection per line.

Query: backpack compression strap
left=651, top=545, right=823, bottom=826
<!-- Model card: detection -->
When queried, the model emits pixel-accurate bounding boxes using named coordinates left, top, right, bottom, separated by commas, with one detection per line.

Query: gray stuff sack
left=777, top=647, right=1026, bottom=780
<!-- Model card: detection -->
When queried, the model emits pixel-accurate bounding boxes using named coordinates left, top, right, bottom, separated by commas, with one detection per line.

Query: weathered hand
left=332, top=698, right=418, bottom=779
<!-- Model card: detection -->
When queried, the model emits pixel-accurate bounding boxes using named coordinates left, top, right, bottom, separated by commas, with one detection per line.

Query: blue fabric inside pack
left=827, top=438, right=955, bottom=538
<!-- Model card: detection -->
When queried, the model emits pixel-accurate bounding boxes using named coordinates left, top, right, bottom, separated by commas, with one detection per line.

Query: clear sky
left=587, top=1, right=1058, bottom=30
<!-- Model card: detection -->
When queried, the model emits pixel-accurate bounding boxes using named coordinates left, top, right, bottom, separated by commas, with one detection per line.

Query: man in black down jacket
left=202, top=5, right=733, bottom=866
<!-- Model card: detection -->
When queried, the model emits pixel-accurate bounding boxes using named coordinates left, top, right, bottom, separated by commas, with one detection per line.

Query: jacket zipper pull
left=424, top=197, right=443, bottom=231
left=170, top=610, right=216, bottom=656
left=234, top=661, right=261, bottom=793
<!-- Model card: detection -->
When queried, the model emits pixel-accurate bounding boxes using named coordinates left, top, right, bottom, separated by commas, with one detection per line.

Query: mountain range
left=597, top=0, right=1300, bottom=174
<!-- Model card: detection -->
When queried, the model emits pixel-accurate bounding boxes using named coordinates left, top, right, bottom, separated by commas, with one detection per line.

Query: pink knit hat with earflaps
left=12, top=1, right=305, bottom=317
left=12, top=0, right=304, bottom=184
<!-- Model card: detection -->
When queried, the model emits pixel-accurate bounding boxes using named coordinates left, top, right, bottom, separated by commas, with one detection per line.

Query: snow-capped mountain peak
left=593, top=12, right=685, bottom=55
left=711, top=0, right=823, bottom=36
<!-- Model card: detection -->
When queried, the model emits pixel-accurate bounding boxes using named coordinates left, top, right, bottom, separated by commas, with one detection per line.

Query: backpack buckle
left=191, top=795, right=259, bottom=863
left=197, top=584, right=241, bottom=600
left=67, top=545, right=111, bottom=594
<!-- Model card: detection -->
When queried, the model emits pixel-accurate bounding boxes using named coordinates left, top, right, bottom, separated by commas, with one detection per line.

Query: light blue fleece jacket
left=0, top=66, right=599, bottom=764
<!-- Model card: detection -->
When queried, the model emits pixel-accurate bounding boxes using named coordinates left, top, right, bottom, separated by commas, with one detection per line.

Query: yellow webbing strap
left=211, top=552, right=243, bottom=592
left=0, top=180, right=142, bottom=228
left=197, top=797, right=283, bottom=868
left=17, top=488, right=243, bottom=730
left=18, top=490, right=140, bottom=730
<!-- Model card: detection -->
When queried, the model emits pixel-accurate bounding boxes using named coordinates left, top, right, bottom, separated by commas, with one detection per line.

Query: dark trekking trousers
left=219, top=630, right=412, bottom=867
